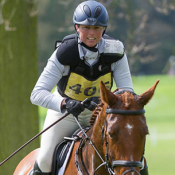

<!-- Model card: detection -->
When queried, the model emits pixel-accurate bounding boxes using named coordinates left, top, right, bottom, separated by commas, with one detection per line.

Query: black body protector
left=56, top=34, right=124, bottom=101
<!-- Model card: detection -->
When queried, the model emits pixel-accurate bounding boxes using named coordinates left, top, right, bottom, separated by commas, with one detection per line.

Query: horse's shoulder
left=13, top=148, right=40, bottom=175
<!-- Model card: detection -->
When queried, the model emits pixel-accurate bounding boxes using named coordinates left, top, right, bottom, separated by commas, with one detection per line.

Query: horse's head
left=99, top=80, right=159, bottom=175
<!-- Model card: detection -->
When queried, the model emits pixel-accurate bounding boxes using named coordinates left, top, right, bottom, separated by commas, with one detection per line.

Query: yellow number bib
left=64, top=72, right=112, bottom=101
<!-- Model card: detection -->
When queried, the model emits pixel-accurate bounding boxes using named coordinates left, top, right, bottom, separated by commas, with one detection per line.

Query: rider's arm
left=30, top=50, right=69, bottom=112
left=112, top=53, right=134, bottom=92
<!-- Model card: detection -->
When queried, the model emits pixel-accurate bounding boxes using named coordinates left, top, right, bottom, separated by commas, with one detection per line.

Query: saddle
left=51, top=127, right=90, bottom=175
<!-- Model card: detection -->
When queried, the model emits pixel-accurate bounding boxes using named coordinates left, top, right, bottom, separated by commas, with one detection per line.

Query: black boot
left=29, top=161, right=51, bottom=175
left=140, top=157, right=149, bottom=175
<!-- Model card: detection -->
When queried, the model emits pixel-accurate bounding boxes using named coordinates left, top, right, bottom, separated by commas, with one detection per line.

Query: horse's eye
left=107, top=117, right=119, bottom=139
left=108, top=127, right=118, bottom=139
left=109, top=132, right=114, bottom=139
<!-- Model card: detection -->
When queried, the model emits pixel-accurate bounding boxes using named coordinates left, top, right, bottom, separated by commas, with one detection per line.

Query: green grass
left=132, top=75, right=175, bottom=122
left=39, top=75, right=175, bottom=175
left=131, top=75, right=175, bottom=175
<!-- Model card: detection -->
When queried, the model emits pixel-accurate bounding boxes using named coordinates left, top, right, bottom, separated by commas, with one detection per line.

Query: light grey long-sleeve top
left=30, top=37, right=133, bottom=112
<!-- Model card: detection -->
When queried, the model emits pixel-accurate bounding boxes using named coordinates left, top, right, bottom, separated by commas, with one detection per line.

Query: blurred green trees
left=0, top=0, right=39, bottom=174
left=37, top=0, right=175, bottom=75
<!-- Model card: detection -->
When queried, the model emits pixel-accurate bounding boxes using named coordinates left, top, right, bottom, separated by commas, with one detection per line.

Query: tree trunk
left=0, top=0, right=39, bottom=174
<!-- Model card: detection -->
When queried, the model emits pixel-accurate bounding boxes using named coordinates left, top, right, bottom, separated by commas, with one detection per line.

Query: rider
left=30, top=0, right=148, bottom=174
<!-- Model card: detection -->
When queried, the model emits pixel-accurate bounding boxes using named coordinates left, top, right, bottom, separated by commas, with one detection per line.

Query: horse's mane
left=89, top=101, right=104, bottom=126
left=89, top=89, right=120, bottom=126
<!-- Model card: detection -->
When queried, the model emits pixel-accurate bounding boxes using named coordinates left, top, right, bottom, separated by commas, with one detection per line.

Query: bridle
left=75, top=90, right=146, bottom=175
left=96, top=90, right=146, bottom=175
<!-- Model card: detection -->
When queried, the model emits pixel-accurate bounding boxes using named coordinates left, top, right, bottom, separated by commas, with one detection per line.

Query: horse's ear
left=100, top=81, right=116, bottom=106
left=138, top=80, right=159, bottom=105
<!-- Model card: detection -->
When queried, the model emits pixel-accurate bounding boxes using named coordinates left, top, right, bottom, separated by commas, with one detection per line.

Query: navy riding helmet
left=73, top=0, right=109, bottom=32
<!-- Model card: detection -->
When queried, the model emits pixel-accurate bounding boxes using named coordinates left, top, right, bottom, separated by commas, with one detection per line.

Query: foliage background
left=37, top=0, right=175, bottom=75
left=0, top=0, right=39, bottom=174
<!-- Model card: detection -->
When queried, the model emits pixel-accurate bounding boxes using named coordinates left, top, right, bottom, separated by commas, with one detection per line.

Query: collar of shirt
left=78, top=38, right=106, bottom=62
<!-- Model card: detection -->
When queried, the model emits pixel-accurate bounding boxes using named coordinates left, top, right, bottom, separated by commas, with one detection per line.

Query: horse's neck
left=80, top=105, right=106, bottom=173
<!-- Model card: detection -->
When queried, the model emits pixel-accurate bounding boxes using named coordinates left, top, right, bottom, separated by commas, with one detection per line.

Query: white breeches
left=37, top=107, right=91, bottom=172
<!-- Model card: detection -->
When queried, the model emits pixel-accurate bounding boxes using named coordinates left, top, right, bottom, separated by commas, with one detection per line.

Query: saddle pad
left=51, top=126, right=91, bottom=175
left=51, top=140, right=71, bottom=175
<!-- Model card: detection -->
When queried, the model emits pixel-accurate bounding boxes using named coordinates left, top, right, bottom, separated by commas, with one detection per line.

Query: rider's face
left=75, top=25, right=104, bottom=47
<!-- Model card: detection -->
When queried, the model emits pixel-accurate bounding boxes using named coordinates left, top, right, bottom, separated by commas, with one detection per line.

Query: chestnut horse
left=14, top=80, right=159, bottom=175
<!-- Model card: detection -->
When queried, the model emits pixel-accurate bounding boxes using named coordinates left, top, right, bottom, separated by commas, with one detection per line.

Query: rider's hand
left=84, top=97, right=100, bottom=111
left=65, top=98, right=85, bottom=117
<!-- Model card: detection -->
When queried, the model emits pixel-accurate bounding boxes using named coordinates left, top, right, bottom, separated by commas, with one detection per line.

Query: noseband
left=112, top=159, right=143, bottom=175
left=101, top=91, right=145, bottom=175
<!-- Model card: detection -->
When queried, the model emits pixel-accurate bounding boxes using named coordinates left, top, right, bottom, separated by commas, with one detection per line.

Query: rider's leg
left=37, top=109, right=80, bottom=172
left=140, top=156, right=149, bottom=175
left=35, top=107, right=91, bottom=173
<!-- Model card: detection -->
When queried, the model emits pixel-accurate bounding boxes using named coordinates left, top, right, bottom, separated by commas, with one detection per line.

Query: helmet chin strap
left=80, top=42, right=98, bottom=52
left=74, top=24, right=79, bottom=37
left=102, top=27, right=107, bottom=36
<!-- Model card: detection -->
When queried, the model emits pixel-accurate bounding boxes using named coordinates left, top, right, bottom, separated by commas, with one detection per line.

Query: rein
left=73, top=116, right=107, bottom=175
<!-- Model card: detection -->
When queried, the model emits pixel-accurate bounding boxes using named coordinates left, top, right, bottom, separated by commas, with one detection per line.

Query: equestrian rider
left=30, top=0, right=148, bottom=174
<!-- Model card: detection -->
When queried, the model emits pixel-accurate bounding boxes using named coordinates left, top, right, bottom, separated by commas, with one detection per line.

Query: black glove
left=65, top=98, right=85, bottom=117
left=84, top=97, right=100, bottom=111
